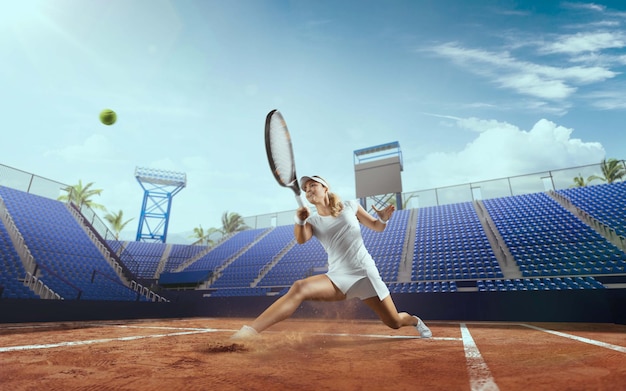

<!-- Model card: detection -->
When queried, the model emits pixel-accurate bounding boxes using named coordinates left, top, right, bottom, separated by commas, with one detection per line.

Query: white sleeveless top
left=306, top=199, right=390, bottom=300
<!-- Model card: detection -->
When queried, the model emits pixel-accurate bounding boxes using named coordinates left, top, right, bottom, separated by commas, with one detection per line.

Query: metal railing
left=1, top=160, right=624, bottom=231
left=242, top=161, right=625, bottom=229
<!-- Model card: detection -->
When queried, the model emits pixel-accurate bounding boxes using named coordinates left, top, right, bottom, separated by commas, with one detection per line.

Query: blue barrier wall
left=1, top=289, right=624, bottom=324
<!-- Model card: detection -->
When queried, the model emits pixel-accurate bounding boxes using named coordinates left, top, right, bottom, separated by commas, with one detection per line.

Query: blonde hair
left=317, top=176, right=343, bottom=217
left=328, top=192, right=343, bottom=217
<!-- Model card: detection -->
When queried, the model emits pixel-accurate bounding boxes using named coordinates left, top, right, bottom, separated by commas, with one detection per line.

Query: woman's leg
left=249, top=274, right=346, bottom=333
left=362, top=295, right=417, bottom=329
left=362, top=294, right=432, bottom=337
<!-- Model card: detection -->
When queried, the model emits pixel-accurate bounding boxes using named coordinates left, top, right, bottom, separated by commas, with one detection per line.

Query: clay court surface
left=0, top=317, right=624, bottom=391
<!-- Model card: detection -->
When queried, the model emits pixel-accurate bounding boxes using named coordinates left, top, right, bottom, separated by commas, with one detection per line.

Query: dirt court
left=0, top=317, right=624, bottom=391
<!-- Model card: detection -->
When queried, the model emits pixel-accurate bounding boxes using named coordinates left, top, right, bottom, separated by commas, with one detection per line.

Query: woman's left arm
left=356, top=204, right=395, bottom=232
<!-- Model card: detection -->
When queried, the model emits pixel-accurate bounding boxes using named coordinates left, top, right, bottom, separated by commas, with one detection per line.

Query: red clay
left=0, top=318, right=624, bottom=391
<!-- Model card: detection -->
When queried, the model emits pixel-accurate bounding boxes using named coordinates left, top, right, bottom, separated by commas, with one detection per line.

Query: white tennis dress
left=306, top=199, right=390, bottom=301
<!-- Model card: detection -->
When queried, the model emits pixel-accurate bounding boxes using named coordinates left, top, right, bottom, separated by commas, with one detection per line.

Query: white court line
left=521, top=324, right=626, bottom=354
left=460, top=323, right=499, bottom=391
left=0, top=329, right=216, bottom=353
left=90, top=323, right=461, bottom=341
left=102, top=324, right=214, bottom=332
left=304, top=331, right=459, bottom=341
left=0, top=323, right=458, bottom=353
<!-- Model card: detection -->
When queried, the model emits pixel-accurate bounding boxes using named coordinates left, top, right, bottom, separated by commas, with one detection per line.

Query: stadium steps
left=65, top=205, right=131, bottom=285
left=0, top=196, right=59, bottom=299
left=64, top=204, right=167, bottom=302
left=396, top=208, right=418, bottom=282
left=50, top=198, right=164, bottom=301
left=172, top=232, right=236, bottom=273
left=153, top=243, right=173, bottom=279
left=250, top=240, right=297, bottom=288
left=201, top=227, right=274, bottom=289
left=474, top=200, right=521, bottom=279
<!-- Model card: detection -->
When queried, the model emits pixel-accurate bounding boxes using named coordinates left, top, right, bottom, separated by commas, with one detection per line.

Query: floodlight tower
left=353, top=141, right=404, bottom=210
left=134, top=167, right=187, bottom=243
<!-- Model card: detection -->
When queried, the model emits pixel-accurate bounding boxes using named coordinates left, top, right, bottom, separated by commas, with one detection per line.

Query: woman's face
left=304, top=180, right=327, bottom=203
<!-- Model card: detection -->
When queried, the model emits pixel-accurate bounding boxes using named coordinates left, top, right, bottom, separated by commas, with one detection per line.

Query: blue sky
left=2, top=0, right=626, bottom=242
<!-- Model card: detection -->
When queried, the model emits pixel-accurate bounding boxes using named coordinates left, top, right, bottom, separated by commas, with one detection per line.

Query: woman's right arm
left=294, top=222, right=313, bottom=244
left=294, top=207, right=313, bottom=244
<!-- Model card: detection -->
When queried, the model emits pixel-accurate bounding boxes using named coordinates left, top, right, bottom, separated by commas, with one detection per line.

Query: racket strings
left=268, top=119, right=296, bottom=186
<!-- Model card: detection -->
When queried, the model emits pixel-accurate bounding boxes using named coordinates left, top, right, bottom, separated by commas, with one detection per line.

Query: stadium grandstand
left=0, top=162, right=625, bottom=324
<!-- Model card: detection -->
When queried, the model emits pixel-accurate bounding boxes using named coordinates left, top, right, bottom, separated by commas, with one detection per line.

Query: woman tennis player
left=231, top=175, right=431, bottom=340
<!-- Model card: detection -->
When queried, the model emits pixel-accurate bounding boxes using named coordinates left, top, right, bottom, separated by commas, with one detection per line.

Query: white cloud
left=403, top=117, right=605, bottom=191
left=585, top=88, right=626, bottom=109
left=540, top=31, right=626, bottom=54
left=562, top=2, right=606, bottom=13
left=425, top=42, right=616, bottom=101
left=496, top=73, right=575, bottom=100
left=518, top=100, right=571, bottom=116
left=543, top=64, right=616, bottom=84
left=427, top=28, right=626, bottom=101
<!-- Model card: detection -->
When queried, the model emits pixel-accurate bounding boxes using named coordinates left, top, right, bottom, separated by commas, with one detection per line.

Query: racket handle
left=295, top=194, right=304, bottom=208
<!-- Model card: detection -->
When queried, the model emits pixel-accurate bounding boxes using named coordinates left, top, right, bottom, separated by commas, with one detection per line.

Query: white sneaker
left=230, top=325, right=259, bottom=341
left=414, top=316, right=432, bottom=338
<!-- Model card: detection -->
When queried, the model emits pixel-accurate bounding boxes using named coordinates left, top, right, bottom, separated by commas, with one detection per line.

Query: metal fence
left=0, top=164, right=68, bottom=200
left=243, top=161, right=625, bottom=229
left=1, top=160, right=624, bottom=231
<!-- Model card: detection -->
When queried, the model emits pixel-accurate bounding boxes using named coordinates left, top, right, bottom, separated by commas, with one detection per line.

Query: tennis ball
left=99, top=109, right=117, bottom=125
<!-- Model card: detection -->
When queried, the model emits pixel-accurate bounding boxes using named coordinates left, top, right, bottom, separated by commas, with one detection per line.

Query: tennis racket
left=264, top=109, right=304, bottom=207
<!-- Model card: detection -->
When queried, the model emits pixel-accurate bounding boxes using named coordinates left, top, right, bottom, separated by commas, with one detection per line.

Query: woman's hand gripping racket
left=265, top=109, right=304, bottom=208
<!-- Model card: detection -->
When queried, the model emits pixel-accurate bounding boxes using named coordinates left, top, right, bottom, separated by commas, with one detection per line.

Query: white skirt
left=326, top=263, right=390, bottom=301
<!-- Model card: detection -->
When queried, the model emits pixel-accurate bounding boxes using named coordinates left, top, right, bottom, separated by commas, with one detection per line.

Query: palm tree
left=189, top=225, right=221, bottom=246
left=58, top=180, right=106, bottom=210
left=191, top=212, right=247, bottom=246
left=190, top=225, right=207, bottom=244
left=588, top=158, right=626, bottom=184
left=220, top=211, right=249, bottom=234
left=104, top=210, right=134, bottom=240
left=570, top=173, right=595, bottom=188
